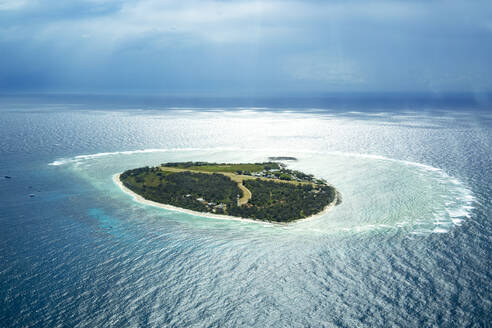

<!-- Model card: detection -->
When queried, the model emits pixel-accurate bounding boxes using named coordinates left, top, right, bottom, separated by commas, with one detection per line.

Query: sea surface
left=0, top=95, right=491, bottom=327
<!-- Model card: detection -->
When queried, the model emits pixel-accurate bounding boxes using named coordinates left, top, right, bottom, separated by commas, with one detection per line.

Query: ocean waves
left=2, top=104, right=490, bottom=327
left=49, top=148, right=475, bottom=235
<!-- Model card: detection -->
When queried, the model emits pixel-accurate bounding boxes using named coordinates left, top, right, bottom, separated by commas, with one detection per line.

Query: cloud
left=33, top=0, right=290, bottom=46
left=0, top=1, right=432, bottom=45
left=285, top=53, right=365, bottom=85
left=0, top=0, right=491, bottom=93
left=0, top=0, right=31, bottom=11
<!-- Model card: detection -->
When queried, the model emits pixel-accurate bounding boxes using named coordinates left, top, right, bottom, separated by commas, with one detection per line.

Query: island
left=116, top=161, right=340, bottom=223
left=267, top=156, right=298, bottom=161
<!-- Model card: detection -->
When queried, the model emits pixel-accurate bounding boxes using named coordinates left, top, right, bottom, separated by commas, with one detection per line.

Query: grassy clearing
left=159, top=166, right=317, bottom=205
left=121, top=165, right=337, bottom=222
left=176, top=163, right=268, bottom=173
left=160, top=167, right=314, bottom=186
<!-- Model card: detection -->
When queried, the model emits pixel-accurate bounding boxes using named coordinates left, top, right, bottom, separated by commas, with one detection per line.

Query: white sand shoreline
left=113, top=173, right=337, bottom=224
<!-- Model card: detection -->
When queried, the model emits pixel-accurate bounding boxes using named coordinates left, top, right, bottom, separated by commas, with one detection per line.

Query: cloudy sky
left=0, top=0, right=491, bottom=95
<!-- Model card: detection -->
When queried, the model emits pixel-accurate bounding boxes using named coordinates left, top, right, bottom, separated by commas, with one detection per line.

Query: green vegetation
left=161, top=162, right=280, bottom=173
left=120, top=167, right=240, bottom=213
left=160, top=161, right=320, bottom=183
left=228, top=179, right=335, bottom=222
left=120, top=162, right=338, bottom=222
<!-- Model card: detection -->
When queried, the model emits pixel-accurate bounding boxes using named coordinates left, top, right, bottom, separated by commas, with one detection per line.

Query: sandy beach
left=113, top=173, right=337, bottom=224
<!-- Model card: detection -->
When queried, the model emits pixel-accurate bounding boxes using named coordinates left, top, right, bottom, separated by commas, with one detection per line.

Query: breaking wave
left=49, top=148, right=475, bottom=235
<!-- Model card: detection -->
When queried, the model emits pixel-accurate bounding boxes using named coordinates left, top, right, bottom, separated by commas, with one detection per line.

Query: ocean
left=0, top=94, right=491, bottom=327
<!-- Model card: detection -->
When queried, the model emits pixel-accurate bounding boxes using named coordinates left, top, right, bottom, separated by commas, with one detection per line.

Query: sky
left=0, top=0, right=491, bottom=95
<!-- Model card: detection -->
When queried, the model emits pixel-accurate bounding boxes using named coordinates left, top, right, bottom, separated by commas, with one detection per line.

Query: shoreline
left=112, top=173, right=337, bottom=224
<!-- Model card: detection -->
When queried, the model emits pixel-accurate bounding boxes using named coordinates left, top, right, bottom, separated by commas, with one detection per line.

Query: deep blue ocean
left=0, top=94, right=491, bottom=327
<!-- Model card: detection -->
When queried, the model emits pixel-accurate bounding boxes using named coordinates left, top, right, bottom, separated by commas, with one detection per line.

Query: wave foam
left=49, top=148, right=475, bottom=234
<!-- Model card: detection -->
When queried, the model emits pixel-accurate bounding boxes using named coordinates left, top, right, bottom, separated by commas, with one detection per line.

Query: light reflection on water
left=1, top=106, right=490, bottom=327
left=51, top=148, right=474, bottom=236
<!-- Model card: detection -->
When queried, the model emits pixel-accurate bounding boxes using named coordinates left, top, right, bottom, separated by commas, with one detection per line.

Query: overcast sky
left=0, top=0, right=491, bottom=95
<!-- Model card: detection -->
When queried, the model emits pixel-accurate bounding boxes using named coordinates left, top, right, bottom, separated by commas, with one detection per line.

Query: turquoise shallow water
left=51, top=149, right=474, bottom=235
left=0, top=104, right=490, bottom=327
